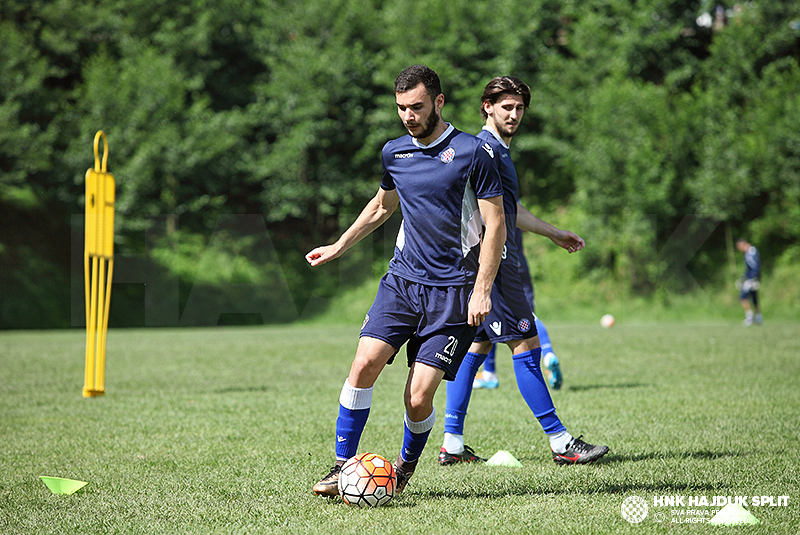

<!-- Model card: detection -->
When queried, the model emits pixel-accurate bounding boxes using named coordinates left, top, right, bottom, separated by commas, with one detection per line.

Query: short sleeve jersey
left=477, top=127, right=521, bottom=268
left=381, top=124, right=503, bottom=286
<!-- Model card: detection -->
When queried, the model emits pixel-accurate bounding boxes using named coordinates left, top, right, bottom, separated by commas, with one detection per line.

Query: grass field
left=1, top=322, right=798, bottom=534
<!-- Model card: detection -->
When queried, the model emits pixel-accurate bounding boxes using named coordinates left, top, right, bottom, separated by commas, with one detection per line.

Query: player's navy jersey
left=477, top=127, right=521, bottom=268
left=514, top=227, right=535, bottom=311
left=743, top=246, right=761, bottom=279
left=381, top=124, right=502, bottom=286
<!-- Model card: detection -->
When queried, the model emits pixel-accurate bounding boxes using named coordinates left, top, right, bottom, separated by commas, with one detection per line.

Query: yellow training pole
left=84, top=131, right=115, bottom=397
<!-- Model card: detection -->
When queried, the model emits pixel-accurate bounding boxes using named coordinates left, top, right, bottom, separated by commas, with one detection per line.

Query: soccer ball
left=338, top=453, right=396, bottom=507
left=600, top=314, right=615, bottom=328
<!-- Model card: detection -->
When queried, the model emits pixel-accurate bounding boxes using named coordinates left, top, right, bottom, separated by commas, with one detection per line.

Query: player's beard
left=495, top=121, right=519, bottom=139
left=410, top=109, right=440, bottom=140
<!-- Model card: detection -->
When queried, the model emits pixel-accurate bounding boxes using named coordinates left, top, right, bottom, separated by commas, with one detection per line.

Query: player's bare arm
left=306, top=187, right=400, bottom=267
left=516, top=202, right=585, bottom=253
left=468, top=195, right=505, bottom=326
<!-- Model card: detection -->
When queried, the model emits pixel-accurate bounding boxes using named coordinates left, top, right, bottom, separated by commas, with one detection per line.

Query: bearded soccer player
left=439, top=76, right=609, bottom=466
left=306, top=65, right=506, bottom=496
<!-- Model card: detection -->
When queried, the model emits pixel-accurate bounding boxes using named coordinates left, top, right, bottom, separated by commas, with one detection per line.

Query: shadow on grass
left=395, top=480, right=725, bottom=505
left=601, top=450, right=750, bottom=464
left=385, top=449, right=749, bottom=506
left=566, top=382, right=649, bottom=391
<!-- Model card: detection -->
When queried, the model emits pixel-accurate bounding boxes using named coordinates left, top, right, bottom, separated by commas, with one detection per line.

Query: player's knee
left=511, top=335, right=540, bottom=354
left=471, top=340, right=492, bottom=354
left=404, top=391, right=434, bottom=417
left=349, top=354, right=384, bottom=388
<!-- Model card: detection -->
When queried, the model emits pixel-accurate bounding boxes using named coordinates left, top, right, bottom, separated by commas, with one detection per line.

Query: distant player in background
left=439, top=76, right=608, bottom=467
left=306, top=65, right=506, bottom=497
left=736, top=238, right=762, bottom=326
left=473, top=227, right=563, bottom=391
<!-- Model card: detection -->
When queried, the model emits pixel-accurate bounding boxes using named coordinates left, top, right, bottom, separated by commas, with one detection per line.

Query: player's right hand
left=305, top=245, right=339, bottom=267
left=467, top=291, right=492, bottom=326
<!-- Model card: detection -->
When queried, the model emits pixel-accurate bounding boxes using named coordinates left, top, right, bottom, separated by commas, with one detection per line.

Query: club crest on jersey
left=439, top=147, right=455, bottom=164
left=482, top=143, right=494, bottom=158
left=517, top=318, right=531, bottom=332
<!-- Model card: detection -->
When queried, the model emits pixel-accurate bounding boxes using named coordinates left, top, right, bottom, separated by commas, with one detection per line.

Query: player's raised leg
left=536, top=317, right=563, bottom=390
left=473, top=344, right=498, bottom=389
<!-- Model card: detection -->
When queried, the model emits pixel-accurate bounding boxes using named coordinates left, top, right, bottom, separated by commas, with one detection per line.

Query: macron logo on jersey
left=482, top=143, right=494, bottom=158
left=395, top=153, right=414, bottom=159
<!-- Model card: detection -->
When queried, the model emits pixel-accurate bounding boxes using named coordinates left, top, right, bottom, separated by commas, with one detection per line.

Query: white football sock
left=339, top=379, right=373, bottom=410
left=548, top=430, right=573, bottom=454
left=405, top=409, right=436, bottom=434
left=442, top=432, right=464, bottom=454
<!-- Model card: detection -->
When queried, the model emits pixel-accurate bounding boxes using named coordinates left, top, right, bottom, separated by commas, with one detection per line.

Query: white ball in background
left=601, top=314, right=615, bottom=328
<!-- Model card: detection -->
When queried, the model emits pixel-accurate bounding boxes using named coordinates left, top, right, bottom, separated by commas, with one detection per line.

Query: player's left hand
left=552, top=231, right=585, bottom=253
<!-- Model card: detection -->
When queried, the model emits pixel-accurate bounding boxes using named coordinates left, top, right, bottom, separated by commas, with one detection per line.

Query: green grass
left=1, top=322, right=798, bottom=534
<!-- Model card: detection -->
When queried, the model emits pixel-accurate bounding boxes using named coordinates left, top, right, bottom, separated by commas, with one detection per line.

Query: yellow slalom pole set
left=84, top=131, right=115, bottom=397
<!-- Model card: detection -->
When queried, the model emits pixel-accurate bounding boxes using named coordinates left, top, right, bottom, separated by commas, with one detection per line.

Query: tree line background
left=2, top=0, right=799, bottom=329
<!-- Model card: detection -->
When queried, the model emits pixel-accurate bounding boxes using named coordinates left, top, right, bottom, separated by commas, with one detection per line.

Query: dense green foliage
left=2, top=324, right=799, bottom=532
left=2, top=0, right=799, bottom=327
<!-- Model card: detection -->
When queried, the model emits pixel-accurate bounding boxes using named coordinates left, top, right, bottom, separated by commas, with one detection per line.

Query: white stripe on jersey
left=396, top=220, right=406, bottom=251
left=461, top=180, right=482, bottom=258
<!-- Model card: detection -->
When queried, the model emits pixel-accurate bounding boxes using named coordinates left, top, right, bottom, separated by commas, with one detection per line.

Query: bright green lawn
left=1, top=322, right=798, bottom=534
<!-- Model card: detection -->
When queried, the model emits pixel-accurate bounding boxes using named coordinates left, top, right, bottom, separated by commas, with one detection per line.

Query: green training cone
left=485, top=450, right=523, bottom=467
left=708, top=503, right=760, bottom=525
left=39, top=476, right=88, bottom=495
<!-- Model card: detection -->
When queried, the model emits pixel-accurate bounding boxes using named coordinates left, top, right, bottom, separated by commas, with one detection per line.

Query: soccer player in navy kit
left=736, top=238, right=762, bottom=326
left=473, top=227, right=564, bottom=391
left=306, top=65, right=506, bottom=496
left=439, top=76, right=609, bottom=466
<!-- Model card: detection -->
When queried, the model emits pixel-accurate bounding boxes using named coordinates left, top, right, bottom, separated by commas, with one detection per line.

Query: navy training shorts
left=474, top=261, right=538, bottom=344
left=360, top=272, right=476, bottom=381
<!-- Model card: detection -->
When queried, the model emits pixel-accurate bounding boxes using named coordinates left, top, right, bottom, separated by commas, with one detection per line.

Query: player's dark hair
left=395, top=65, right=442, bottom=101
left=480, top=76, right=531, bottom=119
